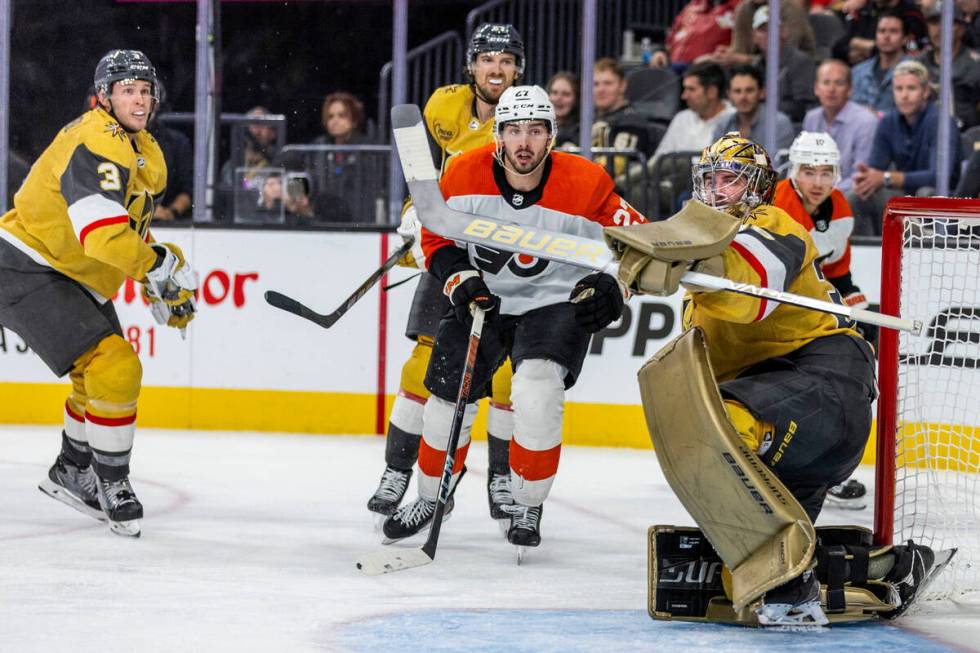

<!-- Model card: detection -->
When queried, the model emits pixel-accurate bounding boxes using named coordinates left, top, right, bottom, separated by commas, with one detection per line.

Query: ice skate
left=96, top=475, right=143, bottom=537
left=487, top=469, right=514, bottom=534
left=883, top=541, right=956, bottom=617
left=381, top=494, right=454, bottom=544
left=38, top=455, right=107, bottom=523
left=506, top=503, right=542, bottom=564
left=825, top=479, right=867, bottom=510
left=367, top=465, right=413, bottom=530
left=756, top=569, right=828, bottom=628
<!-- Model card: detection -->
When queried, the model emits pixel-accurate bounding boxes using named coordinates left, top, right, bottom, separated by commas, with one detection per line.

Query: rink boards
left=0, top=225, right=931, bottom=459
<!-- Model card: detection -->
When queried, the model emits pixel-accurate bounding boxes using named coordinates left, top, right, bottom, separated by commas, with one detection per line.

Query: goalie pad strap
left=818, top=546, right=848, bottom=613
left=638, top=328, right=815, bottom=611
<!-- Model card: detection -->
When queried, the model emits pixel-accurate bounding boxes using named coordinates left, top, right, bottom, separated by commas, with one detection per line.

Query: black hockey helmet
left=94, top=49, right=158, bottom=98
left=466, top=23, right=525, bottom=79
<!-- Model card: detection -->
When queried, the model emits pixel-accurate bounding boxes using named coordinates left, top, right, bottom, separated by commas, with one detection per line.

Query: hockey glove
left=396, top=205, right=425, bottom=269
left=144, top=243, right=198, bottom=330
left=444, top=270, right=498, bottom=325
left=570, top=272, right=625, bottom=333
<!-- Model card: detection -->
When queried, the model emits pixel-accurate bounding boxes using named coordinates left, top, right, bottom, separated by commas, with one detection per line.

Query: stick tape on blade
left=355, top=548, right=433, bottom=576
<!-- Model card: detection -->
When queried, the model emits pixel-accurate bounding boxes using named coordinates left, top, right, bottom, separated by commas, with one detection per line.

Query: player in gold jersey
left=367, top=24, right=525, bottom=525
left=0, top=50, right=197, bottom=537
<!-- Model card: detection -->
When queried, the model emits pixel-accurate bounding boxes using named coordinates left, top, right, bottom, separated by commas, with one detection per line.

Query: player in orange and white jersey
left=382, top=85, right=645, bottom=551
left=369, top=23, right=526, bottom=525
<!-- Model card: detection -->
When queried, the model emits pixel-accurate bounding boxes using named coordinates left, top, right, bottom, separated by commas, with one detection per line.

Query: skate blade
left=891, top=548, right=958, bottom=617
left=496, top=519, right=509, bottom=537
left=516, top=546, right=526, bottom=565
left=824, top=496, right=867, bottom=511
left=373, top=513, right=385, bottom=532
left=757, top=600, right=828, bottom=628
left=108, top=519, right=141, bottom=538
left=38, top=480, right=107, bottom=523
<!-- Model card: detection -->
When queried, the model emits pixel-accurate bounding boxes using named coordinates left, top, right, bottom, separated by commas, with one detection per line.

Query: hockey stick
left=264, top=238, right=414, bottom=328
left=356, top=306, right=486, bottom=575
left=389, top=103, right=922, bottom=336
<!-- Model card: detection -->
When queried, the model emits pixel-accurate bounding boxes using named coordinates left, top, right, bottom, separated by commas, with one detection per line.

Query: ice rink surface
left=1, top=425, right=978, bottom=652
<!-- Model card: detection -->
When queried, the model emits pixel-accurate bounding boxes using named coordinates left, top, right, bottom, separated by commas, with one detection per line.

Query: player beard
left=504, top=145, right=545, bottom=175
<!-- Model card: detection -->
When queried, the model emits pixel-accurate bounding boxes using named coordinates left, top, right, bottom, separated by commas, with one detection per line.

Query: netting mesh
left=894, top=213, right=980, bottom=601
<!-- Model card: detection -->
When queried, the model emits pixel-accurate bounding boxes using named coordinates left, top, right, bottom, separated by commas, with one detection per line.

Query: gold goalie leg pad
left=648, top=525, right=897, bottom=626
left=638, top=328, right=815, bottom=611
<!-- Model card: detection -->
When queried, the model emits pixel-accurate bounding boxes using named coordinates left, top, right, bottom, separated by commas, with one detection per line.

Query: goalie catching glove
left=443, top=269, right=498, bottom=325
left=604, top=200, right=740, bottom=296
left=570, top=272, right=626, bottom=333
left=143, top=242, right=198, bottom=330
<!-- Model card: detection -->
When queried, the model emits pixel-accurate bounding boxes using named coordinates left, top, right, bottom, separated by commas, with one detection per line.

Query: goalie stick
left=264, top=238, right=414, bottom=328
left=356, top=306, right=486, bottom=575
left=388, top=103, right=922, bottom=336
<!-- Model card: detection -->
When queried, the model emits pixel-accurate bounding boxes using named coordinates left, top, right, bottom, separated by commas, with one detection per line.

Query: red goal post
left=875, top=196, right=980, bottom=600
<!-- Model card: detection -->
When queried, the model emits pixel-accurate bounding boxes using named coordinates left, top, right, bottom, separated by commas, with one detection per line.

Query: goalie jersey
left=421, top=143, right=646, bottom=315
left=0, top=107, right=166, bottom=301
left=683, top=203, right=860, bottom=381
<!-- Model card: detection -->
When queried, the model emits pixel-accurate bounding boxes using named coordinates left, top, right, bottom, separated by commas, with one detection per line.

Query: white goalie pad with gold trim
left=637, top=328, right=816, bottom=611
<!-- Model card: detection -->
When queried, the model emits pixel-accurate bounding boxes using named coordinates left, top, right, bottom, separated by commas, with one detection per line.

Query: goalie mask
left=467, top=23, right=526, bottom=80
left=789, top=131, right=841, bottom=187
left=692, top=133, right=776, bottom=220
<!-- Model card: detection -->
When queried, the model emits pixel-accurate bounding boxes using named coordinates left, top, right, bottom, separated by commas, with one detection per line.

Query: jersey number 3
left=97, top=162, right=122, bottom=191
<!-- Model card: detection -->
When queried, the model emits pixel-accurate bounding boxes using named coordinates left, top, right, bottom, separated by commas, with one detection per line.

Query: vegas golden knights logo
left=127, top=189, right=155, bottom=238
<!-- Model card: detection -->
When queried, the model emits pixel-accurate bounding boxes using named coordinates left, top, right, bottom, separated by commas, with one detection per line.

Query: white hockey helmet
left=494, top=85, right=556, bottom=138
left=789, top=131, right=841, bottom=184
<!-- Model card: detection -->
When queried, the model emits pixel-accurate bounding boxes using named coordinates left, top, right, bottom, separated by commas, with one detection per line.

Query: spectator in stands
left=749, top=4, right=819, bottom=122
left=704, top=0, right=816, bottom=67
left=593, top=57, right=630, bottom=120
left=547, top=71, right=580, bottom=148
left=653, top=62, right=734, bottom=159
left=850, top=9, right=911, bottom=114
left=665, top=0, right=741, bottom=68
left=592, top=58, right=654, bottom=156
left=219, top=105, right=279, bottom=188
left=832, top=0, right=927, bottom=64
left=712, top=63, right=795, bottom=151
left=147, top=84, right=192, bottom=222
left=848, top=60, right=961, bottom=235
left=955, top=148, right=980, bottom=197
left=803, top=59, right=878, bottom=193
left=916, top=4, right=980, bottom=129
left=255, top=171, right=314, bottom=224
left=961, top=0, right=980, bottom=48
left=283, top=91, right=377, bottom=223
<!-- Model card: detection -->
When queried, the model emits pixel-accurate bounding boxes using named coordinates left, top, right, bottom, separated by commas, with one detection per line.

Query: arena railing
left=377, top=31, right=463, bottom=142
left=464, top=0, right=689, bottom=85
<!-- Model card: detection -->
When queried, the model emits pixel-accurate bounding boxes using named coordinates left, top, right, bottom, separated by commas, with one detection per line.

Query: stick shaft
left=421, top=307, right=485, bottom=559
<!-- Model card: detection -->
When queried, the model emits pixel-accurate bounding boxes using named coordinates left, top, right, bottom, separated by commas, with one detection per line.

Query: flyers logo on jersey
left=462, top=218, right=607, bottom=266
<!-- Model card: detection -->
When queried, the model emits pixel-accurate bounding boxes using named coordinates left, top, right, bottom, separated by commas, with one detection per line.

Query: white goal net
left=876, top=197, right=980, bottom=601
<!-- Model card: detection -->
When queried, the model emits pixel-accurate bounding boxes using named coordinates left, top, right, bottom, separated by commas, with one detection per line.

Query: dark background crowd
left=6, top=0, right=980, bottom=231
